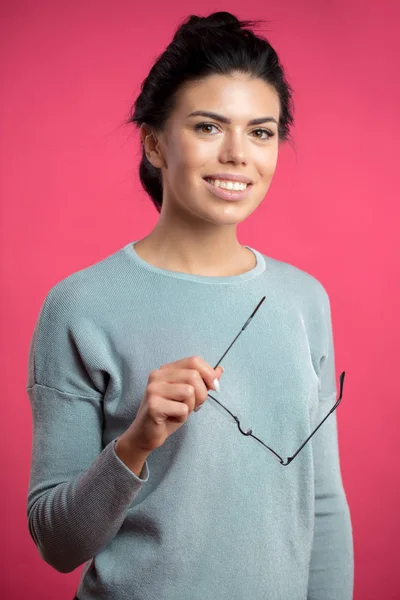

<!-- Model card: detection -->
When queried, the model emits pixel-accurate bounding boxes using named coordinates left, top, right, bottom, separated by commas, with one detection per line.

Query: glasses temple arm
left=288, top=371, right=346, bottom=463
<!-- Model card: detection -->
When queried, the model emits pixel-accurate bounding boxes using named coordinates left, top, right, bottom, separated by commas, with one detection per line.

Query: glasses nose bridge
left=233, top=415, right=253, bottom=437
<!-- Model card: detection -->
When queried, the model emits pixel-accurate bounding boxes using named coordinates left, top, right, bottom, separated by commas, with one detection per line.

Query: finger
left=153, top=368, right=212, bottom=413
left=159, top=381, right=197, bottom=413
left=156, top=396, right=189, bottom=422
left=159, top=357, right=223, bottom=392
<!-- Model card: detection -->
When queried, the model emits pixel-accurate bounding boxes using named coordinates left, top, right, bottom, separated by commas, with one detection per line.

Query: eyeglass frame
left=204, top=296, right=346, bottom=466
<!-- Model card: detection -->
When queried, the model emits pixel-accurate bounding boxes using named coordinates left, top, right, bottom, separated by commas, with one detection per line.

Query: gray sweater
left=26, top=240, right=354, bottom=599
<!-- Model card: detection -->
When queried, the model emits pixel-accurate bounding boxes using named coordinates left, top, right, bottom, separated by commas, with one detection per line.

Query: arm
left=26, top=284, right=150, bottom=573
left=307, top=289, right=354, bottom=600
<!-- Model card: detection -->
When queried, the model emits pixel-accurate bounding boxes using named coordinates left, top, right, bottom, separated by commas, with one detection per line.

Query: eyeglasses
left=205, top=296, right=346, bottom=466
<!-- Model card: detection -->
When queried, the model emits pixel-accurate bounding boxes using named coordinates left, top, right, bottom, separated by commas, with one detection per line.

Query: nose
left=220, top=130, right=248, bottom=164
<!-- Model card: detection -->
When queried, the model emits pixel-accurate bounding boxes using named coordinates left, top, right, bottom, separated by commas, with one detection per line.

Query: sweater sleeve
left=26, top=284, right=150, bottom=573
left=307, top=289, right=354, bottom=599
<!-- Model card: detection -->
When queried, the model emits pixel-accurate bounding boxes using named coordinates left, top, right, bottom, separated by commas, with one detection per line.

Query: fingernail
left=213, top=378, right=220, bottom=392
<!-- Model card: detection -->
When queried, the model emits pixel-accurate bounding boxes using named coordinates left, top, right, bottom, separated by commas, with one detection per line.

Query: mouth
left=202, top=176, right=254, bottom=202
left=203, top=177, right=251, bottom=191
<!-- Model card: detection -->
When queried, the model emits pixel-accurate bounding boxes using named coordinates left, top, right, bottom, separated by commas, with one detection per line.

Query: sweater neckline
left=123, top=240, right=267, bottom=284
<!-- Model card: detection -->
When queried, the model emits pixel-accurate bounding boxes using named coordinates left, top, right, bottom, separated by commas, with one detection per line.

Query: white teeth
left=205, top=178, right=248, bottom=191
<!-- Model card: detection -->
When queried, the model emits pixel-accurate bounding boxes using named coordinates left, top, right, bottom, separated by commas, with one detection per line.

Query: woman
left=26, top=11, right=354, bottom=599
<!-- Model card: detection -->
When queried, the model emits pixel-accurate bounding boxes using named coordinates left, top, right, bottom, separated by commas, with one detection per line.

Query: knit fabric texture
left=26, top=240, right=354, bottom=600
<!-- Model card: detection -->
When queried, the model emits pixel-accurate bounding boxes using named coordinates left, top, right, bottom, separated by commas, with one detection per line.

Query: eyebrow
left=187, top=110, right=278, bottom=126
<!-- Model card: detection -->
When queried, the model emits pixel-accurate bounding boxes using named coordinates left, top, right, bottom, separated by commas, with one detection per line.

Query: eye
left=194, top=123, right=219, bottom=135
left=194, top=122, right=275, bottom=140
left=252, top=128, right=275, bottom=140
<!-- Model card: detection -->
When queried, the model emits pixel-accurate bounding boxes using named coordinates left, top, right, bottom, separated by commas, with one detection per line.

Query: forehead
left=174, top=73, right=280, bottom=119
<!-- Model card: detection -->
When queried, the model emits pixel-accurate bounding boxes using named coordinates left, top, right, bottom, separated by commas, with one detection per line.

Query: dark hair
left=125, top=11, right=295, bottom=213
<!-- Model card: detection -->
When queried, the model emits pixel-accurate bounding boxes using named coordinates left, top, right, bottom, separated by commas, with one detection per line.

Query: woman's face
left=143, top=72, right=281, bottom=226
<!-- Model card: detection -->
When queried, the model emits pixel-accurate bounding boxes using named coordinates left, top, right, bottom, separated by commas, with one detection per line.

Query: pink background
left=1, top=1, right=399, bottom=598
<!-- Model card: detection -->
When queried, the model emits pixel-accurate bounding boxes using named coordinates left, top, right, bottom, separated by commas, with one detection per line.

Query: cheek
left=258, top=151, right=278, bottom=179
left=168, top=137, right=206, bottom=172
left=183, top=141, right=212, bottom=166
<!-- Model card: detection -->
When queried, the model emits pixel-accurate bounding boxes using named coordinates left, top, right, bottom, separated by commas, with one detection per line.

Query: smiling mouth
left=203, top=177, right=250, bottom=191
left=202, top=176, right=253, bottom=201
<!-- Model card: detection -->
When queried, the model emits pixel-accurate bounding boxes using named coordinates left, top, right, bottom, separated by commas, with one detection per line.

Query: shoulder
left=262, top=252, right=330, bottom=306
left=41, top=245, right=127, bottom=319
left=259, top=252, right=334, bottom=347
left=28, top=246, right=127, bottom=391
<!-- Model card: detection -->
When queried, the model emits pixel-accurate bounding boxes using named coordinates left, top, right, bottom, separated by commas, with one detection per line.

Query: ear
left=140, top=123, right=165, bottom=169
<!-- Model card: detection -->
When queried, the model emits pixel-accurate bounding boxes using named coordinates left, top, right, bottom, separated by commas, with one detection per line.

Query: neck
left=134, top=227, right=254, bottom=277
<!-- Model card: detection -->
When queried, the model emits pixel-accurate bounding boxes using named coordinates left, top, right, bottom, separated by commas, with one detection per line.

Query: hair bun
left=202, top=11, right=241, bottom=29
left=176, top=12, right=242, bottom=39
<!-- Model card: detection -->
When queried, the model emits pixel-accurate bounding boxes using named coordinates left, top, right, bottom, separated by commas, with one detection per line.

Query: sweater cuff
left=111, top=437, right=150, bottom=482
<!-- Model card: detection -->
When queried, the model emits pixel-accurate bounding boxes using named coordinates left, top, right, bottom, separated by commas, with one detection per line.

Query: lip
left=202, top=177, right=253, bottom=202
left=203, top=173, right=253, bottom=184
